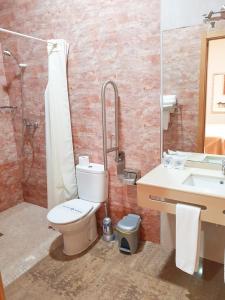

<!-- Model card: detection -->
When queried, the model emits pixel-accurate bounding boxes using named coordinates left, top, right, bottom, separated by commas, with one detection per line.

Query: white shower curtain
left=45, top=39, right=78, bottom=210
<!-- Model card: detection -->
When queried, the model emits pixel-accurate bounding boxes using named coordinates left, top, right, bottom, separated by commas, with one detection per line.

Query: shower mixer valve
left=23, top=119, right=39, bottom=129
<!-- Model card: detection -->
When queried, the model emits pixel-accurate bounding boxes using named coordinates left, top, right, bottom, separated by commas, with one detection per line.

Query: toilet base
left=62, top=214, right=98, bottom=256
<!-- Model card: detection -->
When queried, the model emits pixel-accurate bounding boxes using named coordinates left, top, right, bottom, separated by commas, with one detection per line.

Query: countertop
left=137, top=164, right=225, bottom=200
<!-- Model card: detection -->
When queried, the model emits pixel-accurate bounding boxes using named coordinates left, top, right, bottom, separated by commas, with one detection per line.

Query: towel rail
left=149, top=197, right=207, bottom=211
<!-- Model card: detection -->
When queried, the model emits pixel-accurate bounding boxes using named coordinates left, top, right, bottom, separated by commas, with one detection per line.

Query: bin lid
left=117, top=214, right=141, bottom=231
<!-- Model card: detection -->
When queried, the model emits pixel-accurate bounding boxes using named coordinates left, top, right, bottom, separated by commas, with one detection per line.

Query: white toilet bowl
left=47, top=163, right=108, bottom=256
left=47, top=199, right=100, bottom=255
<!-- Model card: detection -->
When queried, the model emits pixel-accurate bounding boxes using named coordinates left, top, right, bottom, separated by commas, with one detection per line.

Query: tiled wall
left=0, top=43, right=23, bottom=212
left=0, top=0, right=161, bottom=241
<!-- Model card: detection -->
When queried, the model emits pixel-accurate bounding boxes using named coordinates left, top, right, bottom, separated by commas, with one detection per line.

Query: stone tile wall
left=0, top=42, right=23, bottom=211
left=0, top=0, right=161, bottom=241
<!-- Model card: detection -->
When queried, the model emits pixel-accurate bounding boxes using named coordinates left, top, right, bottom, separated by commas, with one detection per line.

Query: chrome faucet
left=222, top=160, right=225, bottom=175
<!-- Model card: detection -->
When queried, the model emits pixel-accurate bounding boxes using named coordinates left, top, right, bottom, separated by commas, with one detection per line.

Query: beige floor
left=5, top=238, right=225, bottom=300
left=0, top=202, right=60, bottom=286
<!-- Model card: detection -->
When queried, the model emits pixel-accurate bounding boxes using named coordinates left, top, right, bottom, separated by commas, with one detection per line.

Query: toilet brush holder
left=102, top=217, right=114, bottom=241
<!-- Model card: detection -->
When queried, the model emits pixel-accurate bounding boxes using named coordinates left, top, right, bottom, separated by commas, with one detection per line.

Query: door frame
left=0, top=273, right=5, bottom=300
left=197, top=30, right=225, bottom=152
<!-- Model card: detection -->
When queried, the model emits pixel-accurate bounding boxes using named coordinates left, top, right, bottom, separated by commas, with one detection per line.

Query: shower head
left=3, top=49, right=17, bottom=62
left=3, top=48, right=22, bottom=67
left=3, top=50, right=12, bottom=57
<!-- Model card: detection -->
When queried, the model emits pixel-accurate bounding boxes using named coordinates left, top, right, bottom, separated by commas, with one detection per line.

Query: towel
left=176, top=204, right=201, bottom=275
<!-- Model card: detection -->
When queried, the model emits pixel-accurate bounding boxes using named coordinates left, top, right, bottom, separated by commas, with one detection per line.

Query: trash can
left=115, top=214, right=141, bottom=254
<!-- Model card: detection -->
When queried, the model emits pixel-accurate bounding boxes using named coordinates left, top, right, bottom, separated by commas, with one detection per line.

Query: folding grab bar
left=101, top=80, right=119, bottom=171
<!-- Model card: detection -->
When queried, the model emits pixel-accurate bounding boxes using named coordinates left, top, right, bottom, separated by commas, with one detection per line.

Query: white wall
left=161, top=0, right=225, bottom=31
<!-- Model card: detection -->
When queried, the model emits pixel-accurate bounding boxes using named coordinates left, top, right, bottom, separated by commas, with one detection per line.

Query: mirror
left=161, top=0, right=225, bottom=157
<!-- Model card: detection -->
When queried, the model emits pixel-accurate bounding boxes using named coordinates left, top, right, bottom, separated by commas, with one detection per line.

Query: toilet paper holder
left=120, top=168, right=141, bottom=185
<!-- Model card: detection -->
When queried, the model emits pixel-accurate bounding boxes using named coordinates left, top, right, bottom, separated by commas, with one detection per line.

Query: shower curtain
left=45, top=39, right=78, bottom=210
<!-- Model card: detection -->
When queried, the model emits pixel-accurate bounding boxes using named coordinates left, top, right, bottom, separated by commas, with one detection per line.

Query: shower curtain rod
left=0, top=27, right=56, bottom=46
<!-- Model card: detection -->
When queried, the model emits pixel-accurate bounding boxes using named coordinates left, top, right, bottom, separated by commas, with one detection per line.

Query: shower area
left=0, top=31, right=59, bottom=286
left=0, top=46, right=41, bottom=208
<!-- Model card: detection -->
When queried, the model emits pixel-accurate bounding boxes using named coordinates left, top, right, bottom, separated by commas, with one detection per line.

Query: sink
left=183, top=174, right=225, bottom=194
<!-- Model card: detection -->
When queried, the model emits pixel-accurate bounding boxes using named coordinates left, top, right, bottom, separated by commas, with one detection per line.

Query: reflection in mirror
left=211, top=74, right=225, bottom=112
left=162, top=1, right=225, bottom=157
left=205, top=39, right=225, bottom=155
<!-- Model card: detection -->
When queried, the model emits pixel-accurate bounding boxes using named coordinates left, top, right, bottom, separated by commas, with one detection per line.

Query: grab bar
left=101, top=80, right=119, bottom=171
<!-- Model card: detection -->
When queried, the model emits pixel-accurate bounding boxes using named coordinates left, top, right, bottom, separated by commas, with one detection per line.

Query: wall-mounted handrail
left=101, top=80, right=119, bottom=171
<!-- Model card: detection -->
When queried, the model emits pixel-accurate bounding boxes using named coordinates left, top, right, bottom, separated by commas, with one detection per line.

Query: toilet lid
left=47, top=199, right=93, bottom=224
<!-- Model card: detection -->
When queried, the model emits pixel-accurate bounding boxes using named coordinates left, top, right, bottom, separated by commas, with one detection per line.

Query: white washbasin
left=183, top=174, right=225, bottom=194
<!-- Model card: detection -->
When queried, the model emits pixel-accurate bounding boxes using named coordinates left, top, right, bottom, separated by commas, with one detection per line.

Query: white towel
left=176, top=204, right=201, bottom=275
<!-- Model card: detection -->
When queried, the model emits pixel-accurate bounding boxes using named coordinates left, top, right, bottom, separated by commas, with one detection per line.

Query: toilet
left=47, top=163, right=108, bottom=256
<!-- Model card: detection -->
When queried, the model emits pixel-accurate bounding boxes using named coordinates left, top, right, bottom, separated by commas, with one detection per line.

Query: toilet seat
left=47, top=199, right=94, bottom=225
